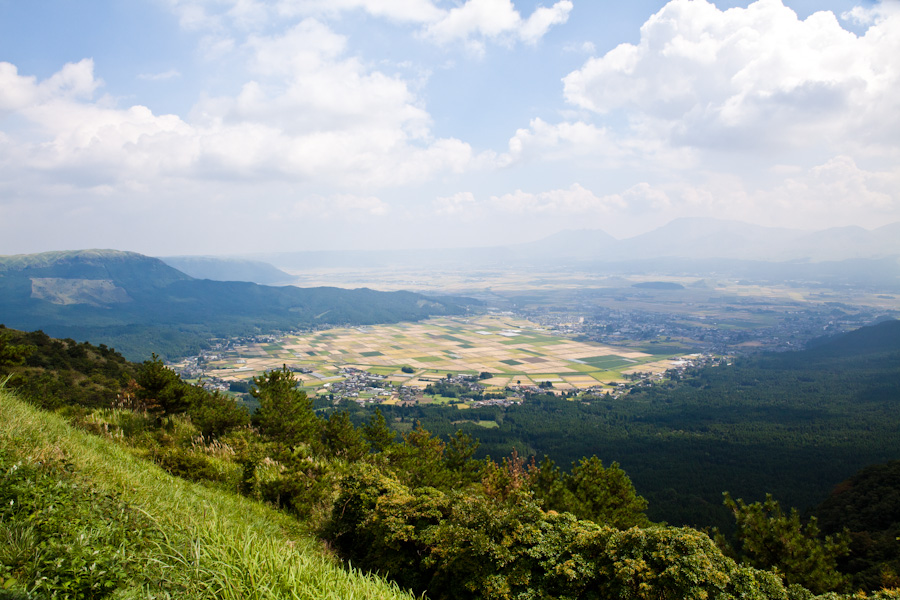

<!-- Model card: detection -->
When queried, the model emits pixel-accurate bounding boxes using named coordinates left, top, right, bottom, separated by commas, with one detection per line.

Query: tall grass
left=0, top=388, right=417, bottom=600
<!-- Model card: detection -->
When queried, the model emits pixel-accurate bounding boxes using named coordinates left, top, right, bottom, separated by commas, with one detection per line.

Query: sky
left=1, top=0, right=898, bottom=256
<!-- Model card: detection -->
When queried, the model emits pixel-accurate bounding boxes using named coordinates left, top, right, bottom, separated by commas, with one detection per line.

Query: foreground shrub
left=325, top=465, right=794, bottom=600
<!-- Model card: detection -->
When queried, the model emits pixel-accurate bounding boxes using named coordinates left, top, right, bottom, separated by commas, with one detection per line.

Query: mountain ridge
left=0, top=250, right=475, bottom=359
left=247, top=218, right=900, bottom=270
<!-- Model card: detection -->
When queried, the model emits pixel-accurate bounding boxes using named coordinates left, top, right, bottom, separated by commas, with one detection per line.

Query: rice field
left=199, top=316, right=677, bottom=391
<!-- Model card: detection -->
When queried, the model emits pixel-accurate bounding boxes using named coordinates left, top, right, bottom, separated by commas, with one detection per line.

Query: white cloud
left=773, top=155, right=898, bottom=216
left=163, top=0, right=230, bottom=32
left=138, top=69, right=182, bottom=81
left=563, top=40, right=596, bottom=54
left=226, top=19, right=431, bottom=141
left=563, top=0, right=900, bottom=156
left=504, top=117, right=617, bottom=165
left=841, top=6, right=879, bottom=26
left=519, top=1, right=572, bottom=43
left=0, top=62, right=194, bottom=181
left=434, top=191, right=477, bottom=216
left=0, top=62, right=36, bottom=112
left=840, top=3, right=900, bottom=27
left=430, top=182, right=679, bottom=223
left=425, top=0, right=572, bottom=51
left=0, top=60, right=99, bottom=112
left=0, top=19, right=481, bottom=194
left=286, top=193, right=390, bottom=220
left=276, top=0, right=443, bottom=23
left=618, top=182, right=672, bottom=214
left=162, top=0, right=569, bottom=51
left=470, top=157, right=899, bottom=232
left=625, top=157, right=900, bottom=230
left=490, top=184, right=622, bottom=215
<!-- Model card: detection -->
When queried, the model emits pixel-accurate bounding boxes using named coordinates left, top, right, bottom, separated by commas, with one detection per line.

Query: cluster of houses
left=324, top=368, right=420, bottom=405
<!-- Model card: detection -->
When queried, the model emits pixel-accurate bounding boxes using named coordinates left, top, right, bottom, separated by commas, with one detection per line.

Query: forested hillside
left=0, top=250, right=476, bottom=359
left=3, top=326, right=900, bottom=597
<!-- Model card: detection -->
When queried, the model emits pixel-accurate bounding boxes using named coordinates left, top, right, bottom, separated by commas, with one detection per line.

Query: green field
left=196, top=316, right=682, bottom=392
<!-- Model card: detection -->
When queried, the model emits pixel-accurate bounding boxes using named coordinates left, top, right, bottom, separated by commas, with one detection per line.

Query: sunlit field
left=190, top=315, right=680, bottom=392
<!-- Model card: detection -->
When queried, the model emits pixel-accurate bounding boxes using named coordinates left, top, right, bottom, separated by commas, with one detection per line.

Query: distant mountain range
left=552, top=218, right=900, bottom=263
left=0, top=250, right=475, bottom=359
left=249, top=217, right=900, bottom=268
left=235, top=218, right=900, bottom=291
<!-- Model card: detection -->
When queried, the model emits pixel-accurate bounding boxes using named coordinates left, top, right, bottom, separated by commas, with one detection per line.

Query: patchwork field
left=199, top=315, right=679, bottom=392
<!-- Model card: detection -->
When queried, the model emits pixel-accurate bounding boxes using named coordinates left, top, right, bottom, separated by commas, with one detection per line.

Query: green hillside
left=0, top=249, right=476, bottom=359
left=0, top=388, right=416, bottom=600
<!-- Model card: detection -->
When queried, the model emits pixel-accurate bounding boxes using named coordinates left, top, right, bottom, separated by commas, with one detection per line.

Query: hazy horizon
left=2, top=0, right=898, bottom=256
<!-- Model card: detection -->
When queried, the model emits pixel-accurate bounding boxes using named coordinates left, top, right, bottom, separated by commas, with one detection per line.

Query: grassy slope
left=0, top=388, right=416, bottom=600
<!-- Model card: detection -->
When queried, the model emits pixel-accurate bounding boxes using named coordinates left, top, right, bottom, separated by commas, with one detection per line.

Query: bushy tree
left=187, top=387, right=250, bottom=438
left=321, top=411, right=369, bottom=461
left=530, top=456, right=576, bottom=512
left=252, top=365, right=319, bottom=448
left=0, top=329, right=34, bottom=370
left=445, top=430, right=482, bottom=484
left=481, top=449, right=532, bottom=503
left=385, top=422, right=450, bottom=488
left=724, top=492, right=850, bottom=594
left=530, top=455, right=649, bottom=529
left=362, top=408, right=396, bottom=453
left=326, top=466, right=794, bottom=600
left=135, top=354, right=190, bottom=415
left=566, top=456, right=649, bottom=528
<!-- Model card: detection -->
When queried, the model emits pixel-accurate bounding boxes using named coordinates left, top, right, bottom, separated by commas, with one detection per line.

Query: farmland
left=184, top=315, right=685, bottom=399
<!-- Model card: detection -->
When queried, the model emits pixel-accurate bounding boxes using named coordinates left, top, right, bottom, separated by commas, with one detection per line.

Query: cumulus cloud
left=0, top=61, right=194, bottom=183
left=0, top=18, right=481, bottom=194
left=163, top=0, right=570, bottom=50
left=201, top=18, right=430, bottom=143
left=138, top=69, right=182, bottom=81
left=470, top=156, right=899, bottom=230
left=430, top=183, right=679, bottom=221
left=434, top=191, right=478, bottom=216
left=840, top=3, right=899, bottom=27
left=276, top=0, right=443, bottom=23
left=519, top=1, right=573, bottom=43
left=425, top=0, right=572, bottom=52
left=0, top=60, right=99, bottom=112
left=563, top=0, right=900, bottom=155
left=490, top=184, right=622, bottom=215
left=773, top=155, right=898, bottom=216
left=286, top=193, right=390, bottom=220
left=503, top=118, right=617, bottom=165
left=626, top=157, right=900, bottom=230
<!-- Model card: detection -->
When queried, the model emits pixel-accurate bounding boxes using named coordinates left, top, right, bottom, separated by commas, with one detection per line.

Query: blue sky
left=0, top=0, right=897, bottom=255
